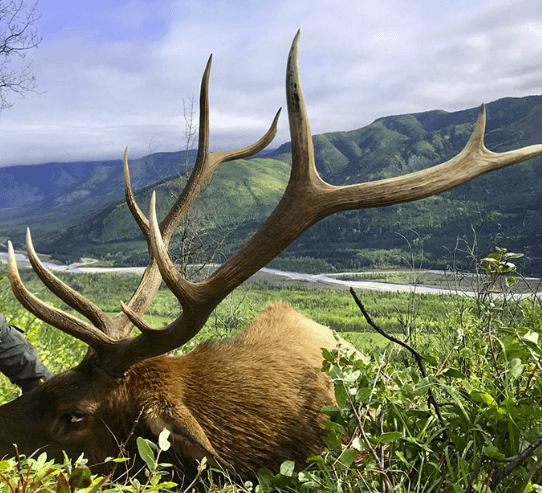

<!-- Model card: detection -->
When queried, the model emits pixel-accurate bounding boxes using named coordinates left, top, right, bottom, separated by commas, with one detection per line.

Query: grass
left=340, top=331, right=391, bottom=349
left=0, top=265, right=454, bottom=405
left=2, top=260, right=542, bottom=492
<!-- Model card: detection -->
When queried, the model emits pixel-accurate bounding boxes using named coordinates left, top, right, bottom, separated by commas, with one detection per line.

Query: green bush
left=251, top=251, right=542, bottom=493
left=2, top=252, right=542, bottom=492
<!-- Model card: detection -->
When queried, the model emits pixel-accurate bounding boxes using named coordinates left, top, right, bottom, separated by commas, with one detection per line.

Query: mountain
left=2, top=95, right=542, bottom=274
left=0, top=160, right=121, bottom=209
left=269, top=95, right=542, bottom=184
left=35, top=156, right=292, bottom=266
left=264, top=96, right=542, bottom=273
left=0, top=150, right=198, bottom=245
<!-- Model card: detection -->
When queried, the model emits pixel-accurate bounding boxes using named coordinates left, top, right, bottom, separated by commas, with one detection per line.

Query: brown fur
left=0, top=303, right=337, bottom=482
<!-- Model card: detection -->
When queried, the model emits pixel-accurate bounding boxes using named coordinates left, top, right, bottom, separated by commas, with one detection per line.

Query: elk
left=1, top=31, right=542, bottom=485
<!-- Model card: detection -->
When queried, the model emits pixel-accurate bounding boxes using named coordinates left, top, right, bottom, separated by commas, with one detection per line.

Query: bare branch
left=349, top=287, right=448, bottom=438
left=0, top=0, right=42, bottom=111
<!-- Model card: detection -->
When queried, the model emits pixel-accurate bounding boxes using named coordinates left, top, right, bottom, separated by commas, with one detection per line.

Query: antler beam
left=101, top=31, right=542, bottom=373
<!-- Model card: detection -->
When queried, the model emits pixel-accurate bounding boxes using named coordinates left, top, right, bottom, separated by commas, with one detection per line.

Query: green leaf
left=320, top=420, right=346, bottom=434
left=509, top=358, right=523, bottom=380
left=321, top=348, right=336, bottom=362
left=339, top=448, right=357, bottom=467
left=321, top=404, right=340, bottom=416
left=56, top=472, right=70, bottom=493
left=483, top=445, right=505, bottom=460
left=355, top=387, right=373, bottom=402
left=328, top=365, right=343, bottom=380
left=0, top=460, right=11, bottom=471
left=158, top=428, right=171, bottom=452
left=342, top=369, right=361, bottom=386
left=70, top=467, right=93, bottom=489
left=485, top=252, right=502, bottom=261
left=443, top=368, right=467, bottom=379
left=378, top=432, right=403, bottom=444
left=394, top=450, right=410, bottom=466
left=480, top=263, right=492, bottom=273
left=306, top=455, right=325, bottom=466
left=32, top=452, right=48, bottom=471
left=506, top=276, right=516, bottom=287
left=352, top=437, right=365, bottom=451
left=280, top=460, right=296, bottom=477
left=157, top=482, right=178, bottom=489
left=500, top=262, right=517, bottom=274
left=335, top=383, right=349, bottom=407
left=470, top=391, right=496, bottom=406
left=256, top=467, right=274, bottom=489
left=424, top=354, right=439, bottom=366
left=323, top=432, right=343, bottom=450
left=524, top=330, right=539, bottom=345
left=137, top=436, right=156, bottom=471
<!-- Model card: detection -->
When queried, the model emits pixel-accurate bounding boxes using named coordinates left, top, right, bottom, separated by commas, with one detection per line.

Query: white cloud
left=1, top=0, right=541, bottom=166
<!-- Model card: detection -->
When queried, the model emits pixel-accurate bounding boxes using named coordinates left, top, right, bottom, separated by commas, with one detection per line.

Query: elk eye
left=71, top=414, right=85, bottom=423
left=64, top=411, right=87, bottom=427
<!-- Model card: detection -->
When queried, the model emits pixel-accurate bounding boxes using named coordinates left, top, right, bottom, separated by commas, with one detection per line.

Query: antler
left=9, top=31, right=542, bottom=376
left=8, top=55, right=280, bottom=361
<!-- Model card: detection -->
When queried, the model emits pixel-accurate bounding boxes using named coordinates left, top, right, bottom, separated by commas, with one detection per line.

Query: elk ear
left=145, top=407, right=221, bottom=463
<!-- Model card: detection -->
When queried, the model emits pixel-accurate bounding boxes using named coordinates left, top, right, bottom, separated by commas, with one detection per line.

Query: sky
left=1, top=0, right=542, bottom=166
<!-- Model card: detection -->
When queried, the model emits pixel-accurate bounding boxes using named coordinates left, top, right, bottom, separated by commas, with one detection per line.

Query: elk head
left=1, top=31, right=542, bottom=484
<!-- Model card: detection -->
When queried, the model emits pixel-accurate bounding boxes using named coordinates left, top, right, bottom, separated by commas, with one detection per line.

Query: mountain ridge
left=2, top=94, right=542, bottom=274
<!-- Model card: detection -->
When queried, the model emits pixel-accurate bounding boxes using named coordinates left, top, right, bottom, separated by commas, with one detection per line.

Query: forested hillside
left=270, top=96, right=542, bottom=273
left=2, top=95, right=542, bottom=274
left=0, top=160, right=121, bottom=209
left=0, top=149, right=198, bottom=247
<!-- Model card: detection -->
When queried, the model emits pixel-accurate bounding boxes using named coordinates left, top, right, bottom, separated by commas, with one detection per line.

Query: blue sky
left=1, top=0, right=542, bottom=166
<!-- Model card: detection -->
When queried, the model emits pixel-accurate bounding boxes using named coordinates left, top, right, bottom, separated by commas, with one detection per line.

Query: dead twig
left=489, top=435, right=542, bottom=490
left=349, top=287, right=448, bottom=438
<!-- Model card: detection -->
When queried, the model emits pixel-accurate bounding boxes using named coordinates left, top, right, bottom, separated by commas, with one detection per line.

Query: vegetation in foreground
left=1, top=250, right=542, bottom=492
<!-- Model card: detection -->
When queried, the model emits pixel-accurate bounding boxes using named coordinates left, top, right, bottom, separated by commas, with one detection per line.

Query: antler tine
left=117, top=55, right=280, bottom=333
left=286, top=30, right=321, bottom=186
left=24, top=229, right=111, bottom=331
left=9, top=146, right=165, bottom=342
left=159, top=55, right=281, bottom=242
left=312, top=104, right=542, bottom=211
left=115, top=147, right=165, bottom=328
left=119, top=191, right=209, bottom=339
left=120, top=301, right=163, bottom=336
left=147, top=192, right=200, bottom=309
left=7, top=241, right=113, bottom=349
left=123, top=147, right=150, bottom=235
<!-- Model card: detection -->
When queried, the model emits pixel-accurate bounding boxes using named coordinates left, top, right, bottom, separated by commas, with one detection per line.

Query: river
left=1, top=251, right=539, bottom=298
